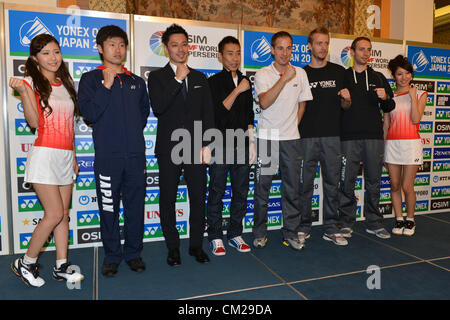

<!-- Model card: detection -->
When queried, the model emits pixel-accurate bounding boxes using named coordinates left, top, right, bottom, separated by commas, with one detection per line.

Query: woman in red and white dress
left=9, top=34, right=84, bottom=287
left=384, top=55, right=427, bottom=236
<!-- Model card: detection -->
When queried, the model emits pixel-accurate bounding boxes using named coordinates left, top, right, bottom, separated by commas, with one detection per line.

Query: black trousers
left=157, top=155, right=207, bottom=250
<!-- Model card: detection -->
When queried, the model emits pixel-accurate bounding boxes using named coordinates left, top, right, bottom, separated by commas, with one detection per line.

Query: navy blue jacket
left=78, top=67, right=150, bottom=157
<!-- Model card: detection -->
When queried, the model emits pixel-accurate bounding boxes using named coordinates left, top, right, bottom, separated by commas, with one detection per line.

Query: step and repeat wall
left=1, top=4, right=449, bottom=254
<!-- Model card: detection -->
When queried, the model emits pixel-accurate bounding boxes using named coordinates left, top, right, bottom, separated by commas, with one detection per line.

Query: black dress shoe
left=101, top=263, right=118, bottom=277
left=189, top=247, right=210, bottom=263
left=126, top=257, right=146, bottom=273
left=167, top=248, right=181, bottom=266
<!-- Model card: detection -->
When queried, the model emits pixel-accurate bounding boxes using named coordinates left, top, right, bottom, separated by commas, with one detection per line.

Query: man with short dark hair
left=252, top=31, right=313, bottom=251
left=78, top=25, right=150, bottom=277
left=298, top=27, right=351, bottom=246
left=147, top=24, right=215, bottom=266
left=206, top=36, right=255, bottom=256
left=338, top=36, right=395, bottom=239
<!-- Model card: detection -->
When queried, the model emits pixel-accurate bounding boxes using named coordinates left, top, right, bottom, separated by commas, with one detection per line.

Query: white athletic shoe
left=52, top=262, right=85, bottom=283
left=11, top=257, right=45, bottom=287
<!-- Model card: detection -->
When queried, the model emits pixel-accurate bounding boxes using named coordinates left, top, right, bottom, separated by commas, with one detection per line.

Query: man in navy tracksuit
left=78, top=26, right=150, bottom=277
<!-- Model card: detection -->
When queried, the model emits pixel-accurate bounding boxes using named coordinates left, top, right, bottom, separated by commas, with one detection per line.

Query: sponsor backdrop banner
left=5, top=6, right=129, bottom=253
left=0, top=36, right=9, bottom=254
left=407, top=44, right=450, bottom=214
left=2, top=6, right=449, bottom=254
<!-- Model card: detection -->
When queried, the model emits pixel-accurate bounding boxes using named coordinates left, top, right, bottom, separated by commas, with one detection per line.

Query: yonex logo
left=15, top=119, right=33, bottom=135
left=435, top=108, right=450, bottom=120
left=414, top=174, right=430, bottom=186
left=431, top=186, right=450, bottom=198
left=146, top=155, right=159, bottom=171
left=77, top=210, right=100, bottom=226
left=18, top=196, right=42, bottom=212
left=16, top=157, right=27, bottom=174
left=20, top=230, right=73, bottom=249
left=419, top=122, right=433, bottom=133
left=76, top=174, right=96, bottom=190
left=434, top=135, right=450, bottom=145
left=73, top=62, right=100, bottom=79
left=144, top=119, right=158, bottom=135
left=145, top=189, right=160, bottom=204
left=75, top=138, right=94, bottom=153
left=176, top=221, right=188, bottom=235
left=144, top=224, right=162, bottom=238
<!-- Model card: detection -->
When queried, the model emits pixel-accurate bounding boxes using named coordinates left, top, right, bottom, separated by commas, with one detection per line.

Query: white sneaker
left=210, top=239, right=226, bottom=256
left=11, top=257, right=45, bottom=287
left=392, top=220, right=405, bottom=235
left=403, top=220, right=416, bottom=236
left=340, top=227, right=353, bottom=238
left=52, top=262, right=85, bottom=283
left=323, top=233, right=348, bottom=246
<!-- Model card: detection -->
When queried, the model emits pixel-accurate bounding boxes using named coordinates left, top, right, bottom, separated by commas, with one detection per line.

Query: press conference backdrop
left=0, top=3, right=10, bottom=255
left=1, top=4, right=449, bottom=254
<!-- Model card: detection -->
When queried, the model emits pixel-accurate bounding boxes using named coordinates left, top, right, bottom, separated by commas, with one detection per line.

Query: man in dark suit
left=147, top=24, right=215, bottom=266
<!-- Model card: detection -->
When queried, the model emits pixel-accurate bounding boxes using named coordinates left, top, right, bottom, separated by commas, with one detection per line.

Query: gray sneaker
left=323, top=233, right=348, bottom=246
left=282, top=237, right=305, bottom=251
left=340, top=227, right=353, bottom=238
left=253, top=237, right=268, bottom=248
left=366, top=227, right=391, bottom=239
left=298, top=232, right=311, bottom=243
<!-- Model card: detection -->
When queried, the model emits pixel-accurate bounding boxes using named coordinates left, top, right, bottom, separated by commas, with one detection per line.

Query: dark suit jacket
left=147, top=63, right=215, bottom=161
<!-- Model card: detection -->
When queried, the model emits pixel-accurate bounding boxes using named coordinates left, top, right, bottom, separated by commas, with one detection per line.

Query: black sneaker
left=403, top=220, right=416, bottom=236
left=53, top=262, right=84, bottom=283
left=392, top=219, right=405, bottom=235
left=101, top=263, right=119, bottom=277
left=126, top=258, right=146, bottom=273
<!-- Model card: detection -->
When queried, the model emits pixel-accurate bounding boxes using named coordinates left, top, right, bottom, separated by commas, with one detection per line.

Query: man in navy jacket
left=78, top=26, right=150, bottom=277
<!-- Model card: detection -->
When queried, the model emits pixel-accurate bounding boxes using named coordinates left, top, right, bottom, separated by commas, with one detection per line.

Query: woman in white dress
left=384, top=55, right=427, bottom=236
left=9, top=34, right=84, bottom=287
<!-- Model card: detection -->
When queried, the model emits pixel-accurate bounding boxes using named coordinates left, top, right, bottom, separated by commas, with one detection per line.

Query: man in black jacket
left=339, top=37, right=395, bottom=239
left=206, top=36, right=255, bottom=256
left=147, top=24, right=215, bottom=266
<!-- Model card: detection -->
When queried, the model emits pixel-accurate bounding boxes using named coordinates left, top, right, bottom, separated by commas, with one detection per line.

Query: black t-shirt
left=299, top=62, right=345, bottom=138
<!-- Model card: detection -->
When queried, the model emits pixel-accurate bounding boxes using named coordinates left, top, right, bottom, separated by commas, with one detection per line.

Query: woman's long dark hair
left=24, top=34, right=80, bottom=117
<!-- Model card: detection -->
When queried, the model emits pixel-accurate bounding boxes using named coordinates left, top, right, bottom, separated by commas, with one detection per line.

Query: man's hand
left=236, top=78, right=250, bottom=94
left=374, top=88, right=387, bottom=100
left=102, top=68, right=117, bottom=89
left=281, top=65, right=296, bottom=84
left=338, top=88, right=351, bottom=102
left=249, top=141, right=256, bottom=165
left=200, top=146, right=211, bottom=164
left=175, top=64, right=190, bottom=81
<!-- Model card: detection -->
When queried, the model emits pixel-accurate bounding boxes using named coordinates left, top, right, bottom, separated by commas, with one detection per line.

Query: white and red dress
left=23, top=76, right=75, bottom=185
left=384, top=89, right=427, bottom=165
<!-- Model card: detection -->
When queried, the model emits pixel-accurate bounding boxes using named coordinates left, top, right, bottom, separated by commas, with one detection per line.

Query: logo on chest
left=309, top=80, right=336, bottom=89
